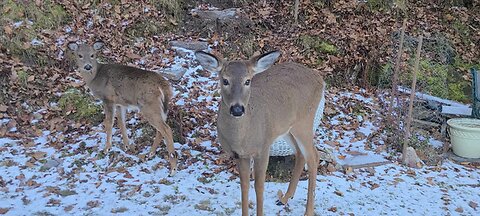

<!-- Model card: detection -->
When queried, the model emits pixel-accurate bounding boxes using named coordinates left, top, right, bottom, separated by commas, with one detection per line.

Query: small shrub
left=151, top=0, right=183, bottom=28
left=376, top=59, right=470, bottom=103
left=408, top=135, right=442, bottom=166
left=16, top=70, right=29, bottom=86
left=1, top=0, right=70, bottom=65
left=58, top=88, right=103, bottom=124
left=299, top=35, right=338, bottom=55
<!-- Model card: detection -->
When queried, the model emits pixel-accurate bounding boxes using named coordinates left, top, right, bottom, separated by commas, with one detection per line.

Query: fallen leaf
left=58, top=190, right=77, bottom=197
left=328, top=206, right=337, bottom=212
left=87, top=200, right=100, bottom=208
left=369, top=182, right=380, bottom=190
left=344, top=166, right=353, bottom=175
left=3, top=26, right=12, bottom=35
left=31, top=151, right=47, bottom=160
left=64, top=205, right=75, bottom=212
left=345, top=150, right=367, bottom=156
left=334, top=190, right=344, bottom=197
left=324, top=140, right=339, bottom=147
left=327, top=163, right=336, bottom=172
left=0, top=208, right=10, bottom=214
left=469, top=201, right=478, bottom=210
left=126, top=52, right=141, bottom=59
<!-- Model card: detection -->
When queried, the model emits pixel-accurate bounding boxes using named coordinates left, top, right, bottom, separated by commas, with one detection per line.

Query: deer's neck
left=218, top=100, right=250, bottom=144
left=81, top=63, right=102, bottom=85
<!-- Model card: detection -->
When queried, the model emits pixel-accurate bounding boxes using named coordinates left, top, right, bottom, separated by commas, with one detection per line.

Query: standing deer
left=195, top=50, right=326, bottom=216
left=67, top=41, right=178, bottom=176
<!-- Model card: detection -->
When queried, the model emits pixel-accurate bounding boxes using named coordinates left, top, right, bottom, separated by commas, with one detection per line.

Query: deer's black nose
left=84, top=64, right=92, bottom=71
left=230, top=104, right=245, bottom=117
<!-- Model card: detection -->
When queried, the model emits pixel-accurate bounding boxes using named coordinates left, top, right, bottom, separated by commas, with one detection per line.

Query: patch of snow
left=13, top=21, right=23, bottom=28
left=31, top=39, right=44, bottom=46
left=429, top=138, right=444, bottom=148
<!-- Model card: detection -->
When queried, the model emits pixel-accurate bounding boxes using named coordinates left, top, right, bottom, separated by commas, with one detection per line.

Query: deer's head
left=67, top=41, right=104, bottom=77
left=195, top=50, right=280, bottom=117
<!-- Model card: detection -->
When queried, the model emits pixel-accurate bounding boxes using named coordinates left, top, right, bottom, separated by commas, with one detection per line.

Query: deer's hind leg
left=103, top=102, right=115, bottom=153
left=290, top=125, right=318, bottom=216
left=116, top=105, right=130, bottom=150
left=142, top=101, right=177, bottom=176
left=276, top=132, right=306, bottom=205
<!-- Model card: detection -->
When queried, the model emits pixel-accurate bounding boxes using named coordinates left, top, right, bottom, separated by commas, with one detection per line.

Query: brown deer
left=195, top=50, right=326, bottom=215
left=67, top=41, right=178, bottom=176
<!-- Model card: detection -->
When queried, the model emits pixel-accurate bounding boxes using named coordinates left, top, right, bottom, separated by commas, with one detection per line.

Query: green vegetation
left=58, top=88, right=103, bottom=123
left=374, top=58, right=472, bottom=103
left=366, top=0, right=407, bottom=12
left=16, top=70, right=29, bottom=87
left=299, top=35, right=338, bottom=55
left=413, top=59, right=471, bottom=103
left=266, top=156, right=295, bottom=182
left=153, top=0, right=183, bottom=19
left=452, top=20, right=472, bottom=44
left=125, top=0, right=184, bottom=38
left=0, top=0, right=69, bottom=65
left=366, top=0, right=391, bottom=11
left=407, top=135, right=442, bottom=166
left=126, top=19, right=164, bottom=38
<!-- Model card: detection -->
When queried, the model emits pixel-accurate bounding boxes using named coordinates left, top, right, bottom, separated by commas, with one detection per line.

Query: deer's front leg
left=238, top=157, right=251, bottom=216
left=103, top=103, right=115, bottom=153
left=254, top=151, right=269, bottom=216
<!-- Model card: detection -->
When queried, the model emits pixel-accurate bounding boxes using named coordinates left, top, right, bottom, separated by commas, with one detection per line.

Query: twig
left=468, top=24, right=477, bottom=31
left=343, top=161, right=392, bottom=169
left=402, top=35, right=423, bottom=163
left=294, top=0, right=300, bottom=25
left=413, top=119, right=440, bottom=128
left=388, top=19, right=407, bottom=126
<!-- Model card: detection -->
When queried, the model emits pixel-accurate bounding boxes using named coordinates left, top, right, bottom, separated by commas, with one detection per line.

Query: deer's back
left=251, top=62, right=323, bottom=111
left=89, top=64, right=171, bottom=107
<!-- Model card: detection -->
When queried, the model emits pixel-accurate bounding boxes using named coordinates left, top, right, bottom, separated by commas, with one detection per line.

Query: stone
left=192, top=8, right=238, bottom=22
left=169, top=41, right=208, bottom=51
left=403, top=147, right=422, bottom=168
left=40, top=158, right=62, bottom=171
left=159, top=68, right=187, bottom=81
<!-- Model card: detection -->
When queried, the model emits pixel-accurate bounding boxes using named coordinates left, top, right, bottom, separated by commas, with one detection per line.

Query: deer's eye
left=78, top=54, right=83, bottom=58
left=90, top=54, right=94, bottom=58
left=245, top=79, right=251, bottom=86
left=223, top=79, right=229, bottom=86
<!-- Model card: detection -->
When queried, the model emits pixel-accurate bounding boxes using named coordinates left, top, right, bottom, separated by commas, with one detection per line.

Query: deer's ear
left=93, top=41, right=105, bottom=51
left=195, top=51, right=223, bottom=73
left=67, top=42, right=78, bottom=51
left=250, top=50, right=281, bottom=75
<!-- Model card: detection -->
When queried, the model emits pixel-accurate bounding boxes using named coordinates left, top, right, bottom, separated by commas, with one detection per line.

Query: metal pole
left=472, top=68, right=480, bottom=119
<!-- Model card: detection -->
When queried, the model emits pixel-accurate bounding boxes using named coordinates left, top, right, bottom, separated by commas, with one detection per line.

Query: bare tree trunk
left=402, top=35, right=423, bottom=163
left=294, top=0, right=300, bottom=25
left=387, top=19, right=407, bottom=125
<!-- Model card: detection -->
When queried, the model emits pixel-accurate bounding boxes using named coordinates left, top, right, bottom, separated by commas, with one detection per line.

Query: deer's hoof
left=168, top=168, right=177, bottom=177
left=102, top=148, right=110, bottom=155
left=275, top=199, right=286, bottom=206
left=147, top=151, right=156, bottom=160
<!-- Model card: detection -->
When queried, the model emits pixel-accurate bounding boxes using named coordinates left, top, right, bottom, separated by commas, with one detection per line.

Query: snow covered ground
left=1, top=47, right=479, bottom=216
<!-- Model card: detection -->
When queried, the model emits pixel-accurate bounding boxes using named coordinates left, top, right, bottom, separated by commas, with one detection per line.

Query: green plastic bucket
left=447, top=118, right=480, bottom=159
